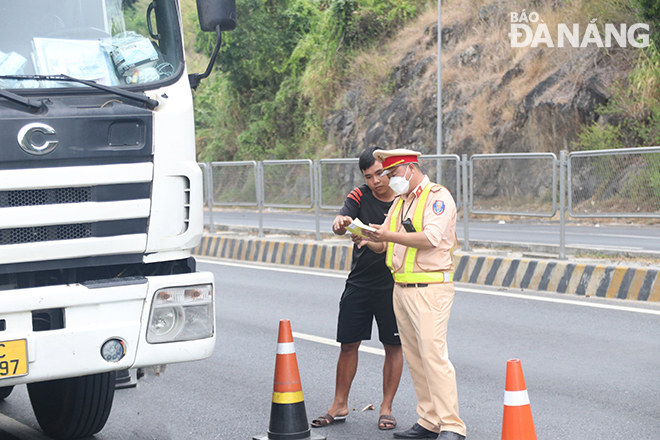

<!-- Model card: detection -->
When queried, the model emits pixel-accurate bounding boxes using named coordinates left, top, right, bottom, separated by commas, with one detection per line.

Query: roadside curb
left=454, top=255, right=659, bottom=301
left=194, top=234, right=660, bottom=302
left=194, top=234, right=353, bottom=271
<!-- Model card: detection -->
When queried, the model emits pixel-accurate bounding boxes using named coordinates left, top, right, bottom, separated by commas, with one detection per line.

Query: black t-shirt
left=339, top=184, right=394, bottom=289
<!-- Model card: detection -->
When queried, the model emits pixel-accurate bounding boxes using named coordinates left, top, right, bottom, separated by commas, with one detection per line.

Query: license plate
left=0, top=339, right=28, bottom=379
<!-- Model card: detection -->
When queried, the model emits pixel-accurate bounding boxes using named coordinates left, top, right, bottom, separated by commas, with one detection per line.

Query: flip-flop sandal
left=310, top=413, right=347, bottom=428
left=378, top=414, right=397, bottom=430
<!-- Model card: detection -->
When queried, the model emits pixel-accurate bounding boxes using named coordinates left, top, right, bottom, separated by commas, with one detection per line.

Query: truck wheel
left=27, top=372, right=116, bottom=440
left=0, top=386, right=13, bottom=400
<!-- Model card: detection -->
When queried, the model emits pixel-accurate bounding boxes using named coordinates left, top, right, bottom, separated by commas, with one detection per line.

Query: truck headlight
left=146, top=284, right=214, bottom=343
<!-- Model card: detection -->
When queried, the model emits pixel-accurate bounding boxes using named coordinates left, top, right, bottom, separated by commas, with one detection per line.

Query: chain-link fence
left=209, top=161, right=259, bottom=206
left=318, top=158, right=361, bottom=210
left=262, top=160, right=314, bottom=208
left=568, top=147, right=660, bottom=218
left=199, top=146, right=660, bottom=257
left=419, top=155, right=462, bottom=211
left=470, top=153, right=557, bottom=217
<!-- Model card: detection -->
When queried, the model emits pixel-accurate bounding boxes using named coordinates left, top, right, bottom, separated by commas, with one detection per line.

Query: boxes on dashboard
left=110, top=36, right=158, bottom=81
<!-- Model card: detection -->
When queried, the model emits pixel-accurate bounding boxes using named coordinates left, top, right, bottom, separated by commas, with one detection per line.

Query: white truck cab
left=0, top=0, right=235, bottom=438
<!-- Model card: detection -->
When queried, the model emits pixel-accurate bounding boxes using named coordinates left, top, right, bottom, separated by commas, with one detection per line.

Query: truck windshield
left=0, top=0, right=183, bottom=90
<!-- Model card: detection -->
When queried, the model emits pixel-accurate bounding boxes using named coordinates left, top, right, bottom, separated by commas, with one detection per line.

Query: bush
left=194, top=0, right=431, bottom=162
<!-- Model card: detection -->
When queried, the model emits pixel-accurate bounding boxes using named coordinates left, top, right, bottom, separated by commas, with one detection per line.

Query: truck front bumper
left=0, top=271, right=215, bottom=386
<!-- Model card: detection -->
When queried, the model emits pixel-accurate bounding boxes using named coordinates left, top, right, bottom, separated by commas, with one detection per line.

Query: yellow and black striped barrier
left=453, top=255, right=659, bottom=301
left=193, top=235, right=659, bottom=301
left=194, top=235, right=352, bottom=271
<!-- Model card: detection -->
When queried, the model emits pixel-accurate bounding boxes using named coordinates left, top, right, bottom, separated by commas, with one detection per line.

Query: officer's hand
left=332, top=215, right=353, bottom=233
left=362, top=222, right=388, bottom=242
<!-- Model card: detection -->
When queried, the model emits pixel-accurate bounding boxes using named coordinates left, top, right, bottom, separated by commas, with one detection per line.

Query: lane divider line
left=458, top=287, right=660, bottom=316
left=292, top=332, right=386, bottom=356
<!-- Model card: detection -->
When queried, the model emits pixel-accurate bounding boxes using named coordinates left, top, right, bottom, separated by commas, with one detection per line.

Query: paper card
left=345, top=218, right=376, bottom=238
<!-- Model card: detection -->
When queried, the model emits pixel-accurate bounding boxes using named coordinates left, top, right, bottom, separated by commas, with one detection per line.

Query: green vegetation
left=575, top=0, right=660, bottom=153
left=574, top=0, right=660, bottom=211
left=576, top=40, right=660, bottom=151
left=188, top=0, right=660, bottom=162
left=192, top=0, right=431, bottom=162
left=122, top=0, right=150, bottom=37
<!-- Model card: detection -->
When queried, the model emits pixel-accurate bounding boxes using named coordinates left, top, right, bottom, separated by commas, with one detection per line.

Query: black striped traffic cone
left=253, top=320, right=325, bottom=440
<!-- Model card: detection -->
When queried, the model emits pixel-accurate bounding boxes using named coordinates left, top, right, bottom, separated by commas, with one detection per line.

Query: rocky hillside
left=323, top=2, right=636, bottom=159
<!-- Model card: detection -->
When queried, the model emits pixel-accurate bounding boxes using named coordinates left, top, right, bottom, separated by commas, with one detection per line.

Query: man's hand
left=350, top=233, right=369, bottom=249
left=332, top=215, right=353, bottom=235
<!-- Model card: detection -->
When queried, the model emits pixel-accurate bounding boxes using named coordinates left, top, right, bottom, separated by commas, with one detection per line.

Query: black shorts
left=336, top=282, right=400, bottom=346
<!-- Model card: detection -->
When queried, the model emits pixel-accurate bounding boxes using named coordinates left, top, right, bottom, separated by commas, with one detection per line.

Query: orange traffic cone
left=501, top=359, right=537, bottom=440
left=253, top=320, right=325, bottom=440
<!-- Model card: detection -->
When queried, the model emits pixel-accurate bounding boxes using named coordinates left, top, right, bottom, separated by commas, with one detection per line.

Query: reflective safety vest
left=386, top=183, right=455, bottom=284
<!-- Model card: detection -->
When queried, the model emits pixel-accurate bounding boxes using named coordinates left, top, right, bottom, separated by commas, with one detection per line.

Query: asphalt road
left=205, top=210, right=660, bottom=253
left=1, top=259, right=659, bottom=439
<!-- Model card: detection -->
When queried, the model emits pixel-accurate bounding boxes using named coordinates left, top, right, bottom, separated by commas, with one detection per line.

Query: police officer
left=359, top=149, right=466, bottom=440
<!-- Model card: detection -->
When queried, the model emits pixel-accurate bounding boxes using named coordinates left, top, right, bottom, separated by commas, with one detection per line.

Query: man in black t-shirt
left=310, top=148, right=403, bottom=431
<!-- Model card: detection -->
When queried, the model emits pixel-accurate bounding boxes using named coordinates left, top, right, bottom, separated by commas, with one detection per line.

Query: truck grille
left=1, top=224, right=92, bottom=245
left=0, top=187, right=92, bottom=208
left=0, top=181, right=151, bottom=247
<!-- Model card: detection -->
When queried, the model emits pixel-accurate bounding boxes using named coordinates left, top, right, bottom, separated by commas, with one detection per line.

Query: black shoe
left=438, top=432, right=465, bottom=440
left=393, top=423, right=439, bottom=439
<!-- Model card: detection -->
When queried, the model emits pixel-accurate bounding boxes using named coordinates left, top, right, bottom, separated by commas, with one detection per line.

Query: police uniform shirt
left=385, top=176, right=457, bottom=274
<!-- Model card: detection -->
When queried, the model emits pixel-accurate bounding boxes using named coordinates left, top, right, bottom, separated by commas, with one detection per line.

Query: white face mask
left=388, top=165, right=411, bottom=195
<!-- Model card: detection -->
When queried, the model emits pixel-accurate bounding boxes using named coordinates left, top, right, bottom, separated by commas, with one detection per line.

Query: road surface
left=1, top=259, right=659, bottom=439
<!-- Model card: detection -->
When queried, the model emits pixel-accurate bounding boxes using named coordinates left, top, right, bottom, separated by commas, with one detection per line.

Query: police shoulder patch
left=432, top=200, right=445, bottom=215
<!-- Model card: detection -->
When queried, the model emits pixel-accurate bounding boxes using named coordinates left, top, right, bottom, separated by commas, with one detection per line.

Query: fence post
left=257, top=161, right=264, bottom=238
left=559, top=150, right=567, bottom=260
left=314, top=160, right=322, bottom=241
left=461, top=154, right=470, bottom=252
left=206, top=163, right=215, bottom=233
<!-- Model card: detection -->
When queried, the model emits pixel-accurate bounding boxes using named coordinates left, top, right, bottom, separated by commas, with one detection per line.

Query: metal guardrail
left=568, top=146, right=660, bottom=218
left=419, top=154, right=462, bottom=211
left=318, top=158, right=360, bottom=210
left=199, top=146, right=660, bottom=259
left=210, top=161, right=259, bottom=207
left=261, top=159, right=314, bottom=209
left=470, top=153, right=557, bottom=217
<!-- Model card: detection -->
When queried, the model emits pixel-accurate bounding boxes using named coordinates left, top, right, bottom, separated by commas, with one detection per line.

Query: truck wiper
left=0, top=74, right=159, bottom=110
left=0, top=87, right=44, bottom=113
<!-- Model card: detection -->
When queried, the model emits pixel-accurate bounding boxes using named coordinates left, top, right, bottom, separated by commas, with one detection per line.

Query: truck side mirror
left=197, top=0, right=237, bottom=32
left=189, top=0, right=237, bottom=89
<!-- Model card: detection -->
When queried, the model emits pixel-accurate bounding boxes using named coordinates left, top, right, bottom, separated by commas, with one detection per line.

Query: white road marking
left=467, top=227, right=660, bottom=241
left=569, top=244, right=643, bottom=251
left=457, top=287, right=660, bottom=316
left=197, top=258, right=660, bottom=316
left=292, top=332, right=386, bottom=356
left=196, top=258, right=347, bottom=279
left=0, top=413, right=51, bottom=440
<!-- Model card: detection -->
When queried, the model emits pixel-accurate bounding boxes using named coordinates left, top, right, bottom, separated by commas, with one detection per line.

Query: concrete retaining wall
left=193, top=235, right=660, bottom=302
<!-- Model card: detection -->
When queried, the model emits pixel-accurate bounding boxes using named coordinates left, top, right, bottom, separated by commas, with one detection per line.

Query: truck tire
left=27, top=372, right=116, bottom=440
left=0, top=386, right=13, bottom=401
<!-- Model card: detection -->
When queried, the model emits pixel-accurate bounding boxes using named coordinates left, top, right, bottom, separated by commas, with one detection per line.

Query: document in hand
left=345, top=218, right=376, bottom=238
